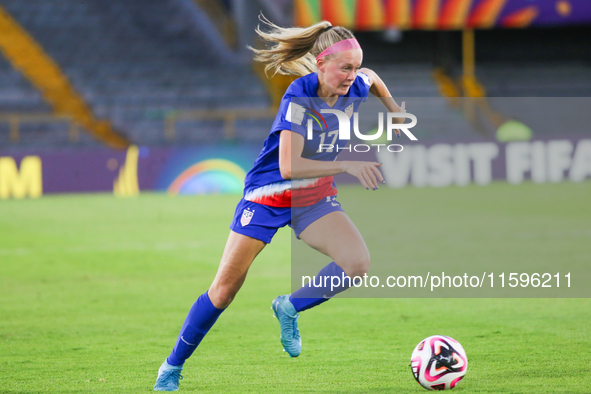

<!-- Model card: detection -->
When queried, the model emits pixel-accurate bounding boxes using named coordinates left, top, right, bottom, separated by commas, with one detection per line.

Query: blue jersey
left=243, top=71, right=371, bottom=207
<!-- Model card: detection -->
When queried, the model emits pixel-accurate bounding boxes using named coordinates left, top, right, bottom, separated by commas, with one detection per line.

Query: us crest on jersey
left=240, top=209, right=254, bottom=226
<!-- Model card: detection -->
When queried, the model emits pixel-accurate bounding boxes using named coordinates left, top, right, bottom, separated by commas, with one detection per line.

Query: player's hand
left=342, top=161, right=384, bottom=190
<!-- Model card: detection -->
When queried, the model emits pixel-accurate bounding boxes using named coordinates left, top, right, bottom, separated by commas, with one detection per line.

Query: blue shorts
left=230, top=195, right=344, bottom=244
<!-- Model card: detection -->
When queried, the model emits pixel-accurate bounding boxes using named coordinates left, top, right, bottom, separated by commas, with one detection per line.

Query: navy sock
left=289, top=262, right=357, bottom=312
left=167, top=291, right=225, bottom=366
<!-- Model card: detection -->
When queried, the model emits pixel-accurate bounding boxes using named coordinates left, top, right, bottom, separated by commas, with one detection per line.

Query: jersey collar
left=308, top=72, right=353, bottom=108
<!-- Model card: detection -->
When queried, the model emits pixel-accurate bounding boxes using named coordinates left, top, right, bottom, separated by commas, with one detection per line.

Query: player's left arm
left=359, top=67, right=406, bottom=137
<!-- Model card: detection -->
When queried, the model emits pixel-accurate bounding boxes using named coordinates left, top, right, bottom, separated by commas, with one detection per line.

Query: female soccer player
left=154, top=18, right=405, bottom=391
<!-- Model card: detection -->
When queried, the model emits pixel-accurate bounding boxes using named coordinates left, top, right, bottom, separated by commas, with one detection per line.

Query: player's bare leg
left=298, top=211, right=370, bottom=279
left=155, top=231, right=265, bottom=391
left=272, top=211, right=370, bottom=358
left=209, top=231, right=267, bottom=308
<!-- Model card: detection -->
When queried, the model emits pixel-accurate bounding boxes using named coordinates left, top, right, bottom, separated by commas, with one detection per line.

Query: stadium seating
left=476, top=63, right=591, bottom=97
left=366, top=64, right=479, bottom=141
left=0, top=56, right=49, bottom=112
left=1, top=0, right=589, bottom=147
left=0, top=0, right=268, bottom=146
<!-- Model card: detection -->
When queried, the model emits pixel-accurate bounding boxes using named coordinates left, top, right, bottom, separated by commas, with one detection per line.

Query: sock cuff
left=204, top=291, right=227, bottom=312
left=327, top=261, right=345, bottom=275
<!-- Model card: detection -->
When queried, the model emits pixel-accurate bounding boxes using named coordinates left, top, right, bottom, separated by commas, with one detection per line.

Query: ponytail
left=249, top=15, right=356, bottom=77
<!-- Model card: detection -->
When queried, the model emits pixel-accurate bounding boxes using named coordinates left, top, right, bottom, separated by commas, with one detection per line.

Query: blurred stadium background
left=0, top=0, right=590, bottom=196
left=1, top=1, right=591, bottom=392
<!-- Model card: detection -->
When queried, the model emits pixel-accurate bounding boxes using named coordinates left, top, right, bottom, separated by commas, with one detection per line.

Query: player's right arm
left=278, top=130, right=383, bottom=190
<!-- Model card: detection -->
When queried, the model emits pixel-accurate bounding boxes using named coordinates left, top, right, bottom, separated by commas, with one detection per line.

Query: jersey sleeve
left=270, top=93, right=308, bottom=137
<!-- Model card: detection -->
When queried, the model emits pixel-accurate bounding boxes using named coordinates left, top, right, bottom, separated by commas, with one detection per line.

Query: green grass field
left=1, top=182, right=590, bottom=393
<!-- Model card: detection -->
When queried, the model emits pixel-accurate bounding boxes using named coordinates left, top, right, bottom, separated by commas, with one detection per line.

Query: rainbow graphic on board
left=294, top=0, right=589, bottom=30
left=167, top=158, right=246, bottom=195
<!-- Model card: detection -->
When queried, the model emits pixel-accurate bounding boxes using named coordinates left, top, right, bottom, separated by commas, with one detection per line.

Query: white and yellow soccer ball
left=410, top=335, right=468, bottom=391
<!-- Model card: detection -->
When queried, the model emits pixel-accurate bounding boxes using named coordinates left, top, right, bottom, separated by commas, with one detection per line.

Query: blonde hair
left=249, top=15, right=356, bottom=77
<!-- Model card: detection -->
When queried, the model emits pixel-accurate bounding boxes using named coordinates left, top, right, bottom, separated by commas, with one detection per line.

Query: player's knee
left=339, top=250, right=370, bottom=278
left=209, top=285, right=238, bottom=309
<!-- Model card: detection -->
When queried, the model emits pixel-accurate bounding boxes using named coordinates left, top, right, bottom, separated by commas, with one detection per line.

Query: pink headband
left=316, top=38, right=362, bottom=59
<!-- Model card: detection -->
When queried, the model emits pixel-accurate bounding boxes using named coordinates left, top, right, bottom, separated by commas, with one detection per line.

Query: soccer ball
left=410, top=335, right=468, bottom=391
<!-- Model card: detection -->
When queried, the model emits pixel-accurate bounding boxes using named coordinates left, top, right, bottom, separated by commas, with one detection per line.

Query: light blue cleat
left=154, top=359, right=183, bottom=391
left=271, top=295, right=301, bottom=357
